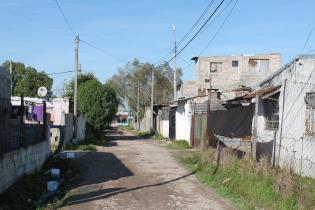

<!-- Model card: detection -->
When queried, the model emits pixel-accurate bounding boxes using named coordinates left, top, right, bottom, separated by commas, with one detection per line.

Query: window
left=210, top=62, right=222, bottom=72
left=305, top=93, right=315, bottom=136
left=264, top=93, right=280, bottom=130
left=232, top=60, right=238, bottom=67
left=249, top=59, right=270, bottom=72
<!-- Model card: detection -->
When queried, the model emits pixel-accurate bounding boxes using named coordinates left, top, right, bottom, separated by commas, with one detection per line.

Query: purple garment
left=33, top=106, right=44, bottom=121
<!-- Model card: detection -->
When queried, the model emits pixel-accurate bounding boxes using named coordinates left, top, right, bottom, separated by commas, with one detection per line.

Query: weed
left=137, top=131, right=152, bottom=138
left=179, top=149, right=315, bottom=210
left=167, top=140, right=190, bottom=150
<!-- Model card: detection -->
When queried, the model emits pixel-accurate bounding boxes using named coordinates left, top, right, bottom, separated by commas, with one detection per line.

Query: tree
left=63, top=72, right=96, bottom=112
left=78, top=79, right=118, bottom=133
left=107, top=59, right=182, bottom=120
left=2, top=61, right=53, bottom=98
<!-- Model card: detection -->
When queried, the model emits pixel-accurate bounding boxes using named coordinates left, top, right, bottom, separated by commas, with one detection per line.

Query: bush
left=78, top=80, right=118, bottom=133
left=167, top=140, right=190, bottom=150
left=137, top=131, right=152, bottom=138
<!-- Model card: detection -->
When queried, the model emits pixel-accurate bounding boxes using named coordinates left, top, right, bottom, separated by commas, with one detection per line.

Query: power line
left=47, top=70, right=75, bottom=75
left=199, top=0, right=239, bottom=55
left=164, top=0, right=226, bottom=65
left=80, top=39, right=127, bottom=63
left=181, top=0, right=239, bottom=72
left=156, top=0, right=217, bottom=64
left=53, top=0, right=76, bottom=37
left=300, top=20, right=315, bottom=54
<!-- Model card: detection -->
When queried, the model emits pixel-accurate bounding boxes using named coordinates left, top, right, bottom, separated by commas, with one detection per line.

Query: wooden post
left=277, top=79, right=287, bottom=166
left=252, top=94, right=260, bottom=161
left=20, top=95, right=24, bottom=146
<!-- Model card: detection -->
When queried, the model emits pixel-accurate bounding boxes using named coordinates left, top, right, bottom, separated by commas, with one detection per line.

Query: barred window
left=264, top=93, right=280, bottom=130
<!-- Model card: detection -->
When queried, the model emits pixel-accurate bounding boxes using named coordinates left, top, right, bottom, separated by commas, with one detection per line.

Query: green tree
left=2, top=61, right=53, bottom=97
left=107, top=59, right=182, bottom=120
left=78, top=79, right=118, bottom=133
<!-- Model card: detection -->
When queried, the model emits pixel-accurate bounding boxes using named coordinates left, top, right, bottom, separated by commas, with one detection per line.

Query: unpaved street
left=61, top=128, right=233, bottom=210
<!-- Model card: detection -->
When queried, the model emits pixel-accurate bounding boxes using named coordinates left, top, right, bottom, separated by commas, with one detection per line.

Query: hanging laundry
left=33, top=105, right=44, bottom=121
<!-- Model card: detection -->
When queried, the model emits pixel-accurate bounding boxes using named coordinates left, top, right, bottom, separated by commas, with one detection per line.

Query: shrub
left=138, top=131, right=152, bottom=138
left=167, top=140, right=190, bottom=150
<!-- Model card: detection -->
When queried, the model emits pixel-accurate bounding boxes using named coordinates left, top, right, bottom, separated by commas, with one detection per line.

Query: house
left=251, top=55, right=315, bottom=177
left=192, top=53, right=281, bottom=99
left=112, top=105, right=132, bottom=127
left=175, top=91, right=226, bottom=146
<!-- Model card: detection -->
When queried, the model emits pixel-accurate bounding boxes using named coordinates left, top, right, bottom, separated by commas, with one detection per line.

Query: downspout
left=277, top=79, right=287, bottom=166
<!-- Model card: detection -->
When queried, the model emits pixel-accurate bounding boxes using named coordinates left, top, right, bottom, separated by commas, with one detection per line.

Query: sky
left=0, top=0, right=315, bottom=95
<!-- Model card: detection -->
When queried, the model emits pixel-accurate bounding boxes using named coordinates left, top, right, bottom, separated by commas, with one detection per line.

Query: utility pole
left=203, top=78, right=211, bottom=152
left=9, top=60, right=12, bottom=96
left=74, top=35, right=79, bottom=139
left=150, top=66, right=154, bottom=132
left=137, top=81, right=140, bottom=130
left=172, top=25, right=177, bottom=101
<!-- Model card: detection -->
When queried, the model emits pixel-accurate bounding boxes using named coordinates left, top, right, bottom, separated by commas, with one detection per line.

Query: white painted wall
left=160, top=120, right=169, bottom=138
left=257, top=57, right=315, bottom=177
left=176, top=100, right=192, bottom=143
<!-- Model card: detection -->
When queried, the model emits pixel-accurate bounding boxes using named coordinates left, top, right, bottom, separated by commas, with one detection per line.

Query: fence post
left=20, top=95, right=24, bottom=146
left=252, top=94, right=260, bottom=161
left=43, top=100, right=47, bottom=140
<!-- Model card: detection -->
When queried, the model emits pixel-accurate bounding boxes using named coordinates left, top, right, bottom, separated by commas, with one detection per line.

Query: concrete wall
left=0, top=140, right=50, bottom=193
left=194, top=53, right=281, bottom=92
left=77, top=115, right=86, bottom=141
left=63, top=113, right=74, bottom=147
left=176, top=100, right=192, bottom=143
left=177, top=80, right=199, bottom=99
left=257, top=57, right=315, bottom=178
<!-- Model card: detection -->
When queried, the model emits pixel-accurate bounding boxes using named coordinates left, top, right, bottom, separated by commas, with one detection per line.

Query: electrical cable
left=300, top=20, right=315, bottom=54
left=53, top=0, right=76, bottom=37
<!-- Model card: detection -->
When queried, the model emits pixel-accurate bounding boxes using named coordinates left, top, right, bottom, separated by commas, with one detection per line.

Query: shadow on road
left=64, top=171, right=196, bottom=206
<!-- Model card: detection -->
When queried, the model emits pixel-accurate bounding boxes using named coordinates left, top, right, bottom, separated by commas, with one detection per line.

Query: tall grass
left=180, top=149, right=315, bottom=210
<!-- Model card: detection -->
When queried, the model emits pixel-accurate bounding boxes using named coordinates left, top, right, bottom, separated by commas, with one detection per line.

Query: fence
left=0, top=96, right=47, bottom=155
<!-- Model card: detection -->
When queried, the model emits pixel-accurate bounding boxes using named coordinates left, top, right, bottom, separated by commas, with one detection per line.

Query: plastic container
left=66, top=152, right=75, bottom=159
left=47, top=181, right=58, bottom=191
left=51, top=168, right=60, bottom=177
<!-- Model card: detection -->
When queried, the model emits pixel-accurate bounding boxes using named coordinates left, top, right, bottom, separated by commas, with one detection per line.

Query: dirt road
left=61, top=128, right=233, bottom=210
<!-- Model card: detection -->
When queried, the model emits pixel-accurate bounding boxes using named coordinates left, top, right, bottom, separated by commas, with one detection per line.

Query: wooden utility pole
left=172, top=25, right=177, bottom=101
left=74, top=35, right=79, bottom=139
left=9, top=60, right=12, bottom=96
left=137, top=81, right=140, bottom=130
left=202, top=78, right=211, bottom=152
left=150, top=67, right=154, bottom=132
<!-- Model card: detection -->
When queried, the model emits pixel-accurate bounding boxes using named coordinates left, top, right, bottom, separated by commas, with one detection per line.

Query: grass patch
left=179, top=149, right=315, bottom=210
left=65, top=143, right=97, bottom=151
left=0, top=157, right=82, bottom=210
left=153, top=132, right=165, bottom=141
left=137, top=131, right=152, bottom=138
left=167, top=140, right=190, bottom=150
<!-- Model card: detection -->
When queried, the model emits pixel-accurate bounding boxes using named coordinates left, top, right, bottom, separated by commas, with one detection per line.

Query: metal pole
left=252, top=94, right=260, bottom=161
left=74, top=35, right=79, bottom=139
left=10, top=60, right=12, bottom=96
left=173, top=25, right=177, bottom=101
left=137, top=81, right=140, bottom=130
left=150, top=67, right=154, bottom=132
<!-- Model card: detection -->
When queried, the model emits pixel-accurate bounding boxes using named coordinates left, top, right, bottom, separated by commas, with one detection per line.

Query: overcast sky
left=0, top=0, right=314, bottom=93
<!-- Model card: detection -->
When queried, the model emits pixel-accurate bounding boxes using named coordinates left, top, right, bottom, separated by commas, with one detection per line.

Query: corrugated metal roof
left=243, top=85, right=281, bottom=99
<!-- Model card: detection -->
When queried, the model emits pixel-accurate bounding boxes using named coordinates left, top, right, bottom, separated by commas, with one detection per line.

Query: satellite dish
left=37, top=86, right=47, bottom=97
